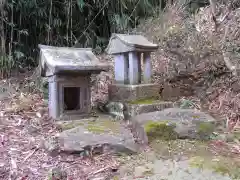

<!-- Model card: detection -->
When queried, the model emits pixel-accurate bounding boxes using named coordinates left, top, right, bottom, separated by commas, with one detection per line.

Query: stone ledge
left=124, top=101, right=174, bottom=119
left=109, top=83, right=160, bottom=102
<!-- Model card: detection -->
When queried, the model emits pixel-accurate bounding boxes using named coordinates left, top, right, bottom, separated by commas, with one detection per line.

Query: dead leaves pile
left=0, top=89, right=120, bottom=180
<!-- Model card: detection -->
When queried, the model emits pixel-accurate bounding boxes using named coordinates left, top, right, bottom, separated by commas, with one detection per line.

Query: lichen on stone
left=128, top=97, right=159, bottom=105
left=144, top=120, right=178, bottom=141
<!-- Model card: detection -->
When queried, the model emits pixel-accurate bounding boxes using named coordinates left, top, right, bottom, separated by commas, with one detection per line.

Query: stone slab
left=39, top=44, right=109, bottom=77
left=105, top=34, right=159, bottom=54
left=125, top=101, right=174, bottom=119
left=108, top=83, right=160, bottom=102
left=130, top=108, right=217, bottom=144
left=44, top=116, right=139, bottom=155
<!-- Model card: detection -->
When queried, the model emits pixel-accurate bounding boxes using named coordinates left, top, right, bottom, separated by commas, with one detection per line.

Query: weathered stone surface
left=130, top=108, right=216, bottom=144
left=43, top=136, right=60, bottom=156
left=48, top=167, right=67, bottom=180
left=105, top=102, right=125, bottom=120
left=109, top=83, right=160, bottom=102
left=44, top=117, right=139, bottom=155
left=103, top=100, right=174, bottom=120
left=116, top=145, right=236, bottom=180
left=125, top=101, right=174, bottom=119
left=105, top=34, right=158, bottom=55
left=39, top=44, right=109, bottom=77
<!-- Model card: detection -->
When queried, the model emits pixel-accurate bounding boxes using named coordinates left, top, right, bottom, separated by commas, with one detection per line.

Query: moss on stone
left=86, top=119, right=120, bottom=134
left=87, top=124, right=106, bottom=134
left=128, top=97, right=159, bottom=105
left=98, top=119, right=120, bottom=133
left=144, top=121, right=178, bottom=141
left=233, top=132, right=240, bottom=141
left=142, top=169, right=154, bottom=176
left=60, top=121, right=84, bottom=131
left=197, top=122, right=215, bottom=140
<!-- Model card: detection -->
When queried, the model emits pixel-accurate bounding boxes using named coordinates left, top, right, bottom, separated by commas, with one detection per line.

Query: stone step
left=124, top=100, right=174, bottom=119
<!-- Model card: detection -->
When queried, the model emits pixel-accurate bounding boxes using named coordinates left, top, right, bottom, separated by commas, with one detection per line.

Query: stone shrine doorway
left=61, top=84, right=90, bottom=115
left=63, top=87, right=80, bottom=111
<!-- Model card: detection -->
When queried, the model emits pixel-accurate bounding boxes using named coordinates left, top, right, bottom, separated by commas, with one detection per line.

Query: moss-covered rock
left=128, top=97, right=159, bottom=105
left=59, top=121, right=84, bottom=131
left=197, top=122, right=215, bottom=140
left=50, top=117, right=139, bottom=156
left=87, top=119, right=120, bottom=134
left=131, top=108, right=217, bottom=145
left=144, top=121, right=178, bottom=141
left=86, top=124, right=106, bottom=134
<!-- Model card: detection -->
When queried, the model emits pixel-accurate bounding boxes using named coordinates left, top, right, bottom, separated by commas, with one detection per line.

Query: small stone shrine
left=106, top=33, right=160, bottom=102
left=39, top=45, right=109, bottom=119
left=105, top=34, right=173, bottom=118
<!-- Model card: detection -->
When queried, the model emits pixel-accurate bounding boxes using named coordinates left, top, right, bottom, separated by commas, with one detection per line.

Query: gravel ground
left=118, top=158, right=232, bottom=180
left=115, top=140, right=239, bottom=180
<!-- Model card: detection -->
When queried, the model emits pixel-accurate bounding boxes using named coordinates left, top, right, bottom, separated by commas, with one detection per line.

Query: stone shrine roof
left=105, top=34, right=158, bottom=54
left=39, top=45, right=109, bottom=77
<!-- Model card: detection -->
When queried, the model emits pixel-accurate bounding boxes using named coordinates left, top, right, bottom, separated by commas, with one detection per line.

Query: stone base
left=124, top=101, right=174, bottom=119
left=109, top=83, right=160, bottom=102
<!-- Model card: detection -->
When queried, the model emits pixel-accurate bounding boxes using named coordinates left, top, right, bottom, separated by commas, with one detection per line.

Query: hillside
left=133, top=1, right=240, bottom=131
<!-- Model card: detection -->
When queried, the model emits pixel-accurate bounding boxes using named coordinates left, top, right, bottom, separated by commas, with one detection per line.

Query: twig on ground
left=89, top=165, right=111, bottom=176
left=23, top=147, right=39, bottom=163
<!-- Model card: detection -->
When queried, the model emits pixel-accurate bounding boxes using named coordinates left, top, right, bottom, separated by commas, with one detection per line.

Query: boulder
left=44, top=118, right=139, bottom=156
left=130, top=108, right=216, bottom=144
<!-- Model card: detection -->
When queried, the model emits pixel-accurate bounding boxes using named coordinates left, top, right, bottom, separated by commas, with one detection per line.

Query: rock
left=43, top=136, right=60, bottom=156
left=134, top=163, right=154, bottom=177
left=48, top=167, right=67, bottom=180
left=45, top=118, right=139, bottom=156
left=131, top=108, right=216, bottom=144
left=124, top=100, right=173, bottom=119
left=105, top=102, right=125, bottom=120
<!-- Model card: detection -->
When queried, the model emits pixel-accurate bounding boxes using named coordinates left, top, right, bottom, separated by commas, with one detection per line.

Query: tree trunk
left=0, top=0, right=6, bottom=55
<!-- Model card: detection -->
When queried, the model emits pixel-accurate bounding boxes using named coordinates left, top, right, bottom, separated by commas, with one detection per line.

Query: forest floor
left=0, top=74, right=239, bottom=180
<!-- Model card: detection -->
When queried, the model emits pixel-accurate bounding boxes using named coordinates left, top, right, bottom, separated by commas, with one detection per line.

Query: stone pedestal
left=125, top=101, right=174, bottom=119
left=108, top=83, right=160, bottom=102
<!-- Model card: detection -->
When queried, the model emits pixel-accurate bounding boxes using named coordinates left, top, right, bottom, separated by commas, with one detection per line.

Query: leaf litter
left=0, top=76, right=119, bottom=180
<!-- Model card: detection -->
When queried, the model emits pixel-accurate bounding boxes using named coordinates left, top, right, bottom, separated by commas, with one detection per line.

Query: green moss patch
left=144, top=121, right=178, bottom=141
left=59, top=121, right=84, bottom=131
left=86, top=119, right=120, bottom=134
left=86, top=124, right=106, bottom=134
left=128, top=97, right=159, bottom=105
left=197, top=122, right=215, bottom=140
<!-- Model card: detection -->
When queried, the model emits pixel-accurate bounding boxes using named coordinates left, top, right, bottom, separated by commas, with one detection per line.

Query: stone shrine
left=106, top=33, right=160, bottom=102
left=39, top=45, right=109, bottom=119
left=106, top=34, right=173, bottom=118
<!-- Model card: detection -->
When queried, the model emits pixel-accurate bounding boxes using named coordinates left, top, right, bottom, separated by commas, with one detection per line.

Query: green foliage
left=180, top=99, right=194, bottom=109
left=1, top=0, right=166, bottom=78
